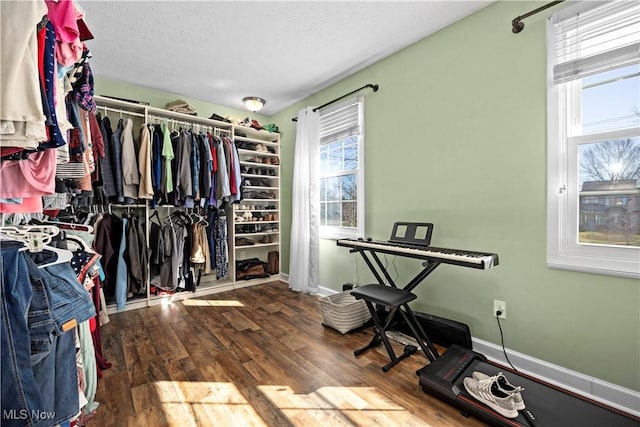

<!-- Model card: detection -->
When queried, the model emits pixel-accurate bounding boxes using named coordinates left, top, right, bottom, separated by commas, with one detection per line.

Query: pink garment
left=0, top=148, right=56, bottom=198
left=0, top=196, right=43, bottom=213
left=45, top=0, right=83, bottom=66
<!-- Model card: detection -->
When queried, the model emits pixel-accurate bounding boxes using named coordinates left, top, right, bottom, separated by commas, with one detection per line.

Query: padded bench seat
left=351, top=284, right=439, bottom=371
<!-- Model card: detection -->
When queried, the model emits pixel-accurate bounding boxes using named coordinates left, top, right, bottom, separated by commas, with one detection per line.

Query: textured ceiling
left=81, top=1, right=492, bottom=116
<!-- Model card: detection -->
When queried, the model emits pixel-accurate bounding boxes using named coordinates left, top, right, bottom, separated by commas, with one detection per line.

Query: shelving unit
left=233, top=125, right=281, bottom=288
left=93, top=96, right=281, bottom=312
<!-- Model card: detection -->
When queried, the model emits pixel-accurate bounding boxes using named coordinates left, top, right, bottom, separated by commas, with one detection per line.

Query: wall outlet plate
left=493, top=300, right=507, bottom=319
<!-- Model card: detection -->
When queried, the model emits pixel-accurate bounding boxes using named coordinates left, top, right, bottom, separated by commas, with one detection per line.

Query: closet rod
left=149, top=115, right=212, bottom=131
left=99, top=105, right=146, bottom=118
left=512, top=0, right=564, bottom=33
left=291, top=83, right=379, bottom=122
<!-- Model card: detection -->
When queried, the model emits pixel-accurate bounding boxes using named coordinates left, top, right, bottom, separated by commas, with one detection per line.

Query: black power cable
left=496, top=311, right=518, bottom=372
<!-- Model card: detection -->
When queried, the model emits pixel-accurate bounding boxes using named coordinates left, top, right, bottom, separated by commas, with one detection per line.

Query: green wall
left=271, top=1, right=640, bottom=391
left=96, top=1, right=639, bottom=391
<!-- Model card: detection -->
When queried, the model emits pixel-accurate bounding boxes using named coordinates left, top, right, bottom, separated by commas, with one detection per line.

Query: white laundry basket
left=319, top=290, right=371, bottom=334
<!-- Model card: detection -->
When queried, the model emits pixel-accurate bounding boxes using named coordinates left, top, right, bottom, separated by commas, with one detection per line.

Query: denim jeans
left=26, top=273, right=57, bottom=365
left=24, top=255, right=86, bottom=426
left=31, top=329, right=79, bottom=426
left=24, top=253, right=96, bottom=334
left=1, top=245, right=95, bottom=426
left=1, top=242, right=45, bottom=427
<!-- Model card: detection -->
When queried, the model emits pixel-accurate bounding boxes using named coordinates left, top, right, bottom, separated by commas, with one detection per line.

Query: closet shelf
left=237, top=149, right=279, bottom=157
left=234, top=221, right=280, bottom=226
left=244, top=186, right=275, bottom=191
left=240, top=160, right=279, bottom=167
left=235, top=136, right=279, bottom=146
left=234, top=126, right=279, bottom=141
left=235, top=242, right=280, bottom=249
left=241, top=174, right=279, bottom=179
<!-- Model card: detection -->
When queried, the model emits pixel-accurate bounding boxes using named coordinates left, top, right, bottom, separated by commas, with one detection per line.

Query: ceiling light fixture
left=243, top=97, right=266, bottom=112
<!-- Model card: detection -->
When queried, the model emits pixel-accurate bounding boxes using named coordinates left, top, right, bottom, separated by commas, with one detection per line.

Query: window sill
left=547, top=255, right=640, bottom=279
left=320, top=234, right=359, bottom=241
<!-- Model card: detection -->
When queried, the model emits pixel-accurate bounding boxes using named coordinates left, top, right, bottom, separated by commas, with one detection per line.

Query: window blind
left=319, top=99, right=362, bottom=145
left=549, top=0, right=640, bottom=84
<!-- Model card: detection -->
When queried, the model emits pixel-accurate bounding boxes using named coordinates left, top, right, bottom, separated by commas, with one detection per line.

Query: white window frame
left=318, top=97, right=365, bottom=239
left=547, top=2, right=640, bottom=279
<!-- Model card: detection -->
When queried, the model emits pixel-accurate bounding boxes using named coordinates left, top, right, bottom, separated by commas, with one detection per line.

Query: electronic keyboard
left=336, top=238, right=499, bottom=270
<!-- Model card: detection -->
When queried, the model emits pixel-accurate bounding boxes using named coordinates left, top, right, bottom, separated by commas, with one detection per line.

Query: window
left=318, top=97, right=365, bottom=238
left=547, top=1, right=640, bottom=278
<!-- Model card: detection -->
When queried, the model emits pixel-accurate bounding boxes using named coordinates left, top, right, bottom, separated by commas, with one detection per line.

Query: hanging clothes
left=99, top=114, right=117, bottom=201
left=214, top=135, right=230, bottom=206
left=93, top=213, right=122, bottom=297
left=0, top=0, right=48, bottom=149
left=137, top=124, right=153, bottom=200
left=159, top=218, right=178, bottom=291
left=110, top=119, right=124, bottom=203
left=120, top=118, right=139, bottom=201
left=198, top=134, right=212, bottom=208
left=114, top=216, right=128, bottom=310
left=190, top=132, right=200, bottom=202
left=214, top=210, right=228, bottom=279
left=125, top=213, right=148, bottom=295
left=161, top=122, right=175, bottom=203
left=177, top=130, right=193, bottom=206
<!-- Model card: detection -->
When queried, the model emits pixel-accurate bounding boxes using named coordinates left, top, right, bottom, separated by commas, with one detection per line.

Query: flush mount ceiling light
left=243, top=97, right=266, bottom=112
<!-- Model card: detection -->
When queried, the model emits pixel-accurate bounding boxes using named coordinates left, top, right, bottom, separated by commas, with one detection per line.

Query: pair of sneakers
left=463, top=371, right=525, bottom=419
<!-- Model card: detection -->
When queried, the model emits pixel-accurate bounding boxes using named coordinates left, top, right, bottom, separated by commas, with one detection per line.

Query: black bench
left=351, top=284, right=439, bottom=372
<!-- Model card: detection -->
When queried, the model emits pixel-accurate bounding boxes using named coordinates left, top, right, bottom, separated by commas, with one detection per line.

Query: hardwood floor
left=93, top=281, right=488, bottom=426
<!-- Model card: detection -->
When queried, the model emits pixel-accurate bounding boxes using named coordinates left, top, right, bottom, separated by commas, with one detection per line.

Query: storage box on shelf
left=234, top=125, right=281, bottom=288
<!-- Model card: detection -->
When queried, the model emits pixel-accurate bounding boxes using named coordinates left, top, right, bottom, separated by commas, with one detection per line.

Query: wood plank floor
left=93, top=281, right=488, bottom=426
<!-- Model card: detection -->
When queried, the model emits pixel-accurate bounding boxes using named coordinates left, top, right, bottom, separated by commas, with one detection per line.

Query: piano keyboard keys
left=337, top=239, right=499, bottom=269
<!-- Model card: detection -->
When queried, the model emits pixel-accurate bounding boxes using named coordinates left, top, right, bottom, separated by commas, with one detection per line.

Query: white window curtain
left=288, top=107, right=320, bottom=294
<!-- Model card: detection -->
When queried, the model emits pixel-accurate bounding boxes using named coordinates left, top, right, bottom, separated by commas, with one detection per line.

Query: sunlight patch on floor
left=181, top=299, right=245, bottom=307
left=258, top=384, right=435, bottom=426
left=153, top=380, right=267, bottom=426
left=151, top=380, right=435, bottom=426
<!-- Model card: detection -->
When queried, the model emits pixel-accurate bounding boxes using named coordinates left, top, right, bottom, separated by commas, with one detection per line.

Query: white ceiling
left=81, top=1, right=492, bottom=116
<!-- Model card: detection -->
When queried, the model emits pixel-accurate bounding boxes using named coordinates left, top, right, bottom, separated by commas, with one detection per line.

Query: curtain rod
left=512, top=0, right=564, bottom=33
left=291, top=83, right=379, bottom=122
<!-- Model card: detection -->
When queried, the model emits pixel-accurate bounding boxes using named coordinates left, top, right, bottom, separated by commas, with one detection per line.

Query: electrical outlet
left=493, top=300, right=507, bottom=319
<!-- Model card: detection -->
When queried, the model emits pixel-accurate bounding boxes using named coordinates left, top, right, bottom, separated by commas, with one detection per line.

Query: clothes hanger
left=0, top=229, right=72, bottom=268
left=65, top=235, right=92, bottom=252
left=149, top=210, right=161, bottom=225
left=37, top=245, right=74, bottom=268
left=34, top=220, right=93, bottom=234
left=0, top=225, right=60, bottom=237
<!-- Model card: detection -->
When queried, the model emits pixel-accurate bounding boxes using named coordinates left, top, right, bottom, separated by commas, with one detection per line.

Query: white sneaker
left=463, top=376, right=519, bottom=418
left=472, top=371, right=525, bottom=410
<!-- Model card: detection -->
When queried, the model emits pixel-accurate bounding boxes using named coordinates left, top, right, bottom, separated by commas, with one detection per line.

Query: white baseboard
left=315, top=286, right=639, bottom=416
left=317, top=284, right=335, bottom=296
